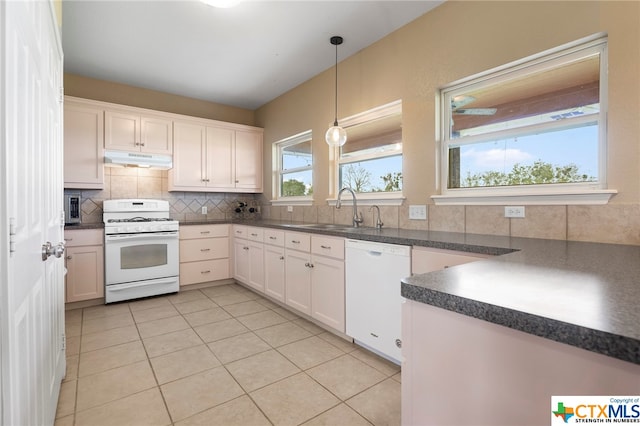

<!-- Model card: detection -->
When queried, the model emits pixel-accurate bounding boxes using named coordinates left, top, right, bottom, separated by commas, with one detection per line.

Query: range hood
left=104, top=150, right=173, bottom=170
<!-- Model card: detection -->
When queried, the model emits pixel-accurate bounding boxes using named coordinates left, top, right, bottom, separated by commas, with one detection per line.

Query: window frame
left=272, top=130, right=313, bottom=206
left=434, top=34, right=616, bottom=206
left=329, top=100, right=405, bottom=206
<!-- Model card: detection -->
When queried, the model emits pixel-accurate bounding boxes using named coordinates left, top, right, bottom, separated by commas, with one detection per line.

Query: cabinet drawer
left=285, top=231, right=311, bottom=252
left=180, top=224, right=229, bottom=240
left=64, top=229, right=103, bottom=247
left=233, top=225, right=248, bottom=239
left=311, top=235, right=345, bottom=260
left=246, top=226, right=264, bottom=242
left=180, top=259, right=230, bottom=285
left=264, top=229, right=285, bottom=247
left=180, top=238, right=229, bottom=262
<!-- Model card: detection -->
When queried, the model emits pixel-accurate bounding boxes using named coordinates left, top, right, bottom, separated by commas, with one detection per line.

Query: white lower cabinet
left=64, top=229, right=104, bottom=303
left=310, top=254, right=345, bottom=332
left=263, top=229, right=285, bottom=302
left=283, top=232, right=345, bottom=332
left=232, top=225, right=265, bottom=293
left=179, top=224, right=230, bottom=286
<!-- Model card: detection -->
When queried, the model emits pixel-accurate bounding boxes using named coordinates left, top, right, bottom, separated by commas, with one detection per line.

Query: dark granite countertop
left=64, top=223, right=104, bottom=231
left=208, top=219, right=639, bottom=365
left=72, top=218, right=632, bottom=364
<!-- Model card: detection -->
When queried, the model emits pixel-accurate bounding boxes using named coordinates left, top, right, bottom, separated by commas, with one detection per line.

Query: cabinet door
left=65, top=245, right=104, bottom=302
left=233, top=238, right=250, bottom=284
left=170, top=121, right=207, bottom=190
left=206, top=126, right=235, bottom=189
left=264, top=245, right=285, bottom=302
left=104, top=110, right=139, bottom=150
left=311, top=255, right=345, bottom=332
left=247, top=241, right=265, bottom=293
left=141, top=115, right=172, bottom=154
left=235, top=130, right=263, bottom=192
left=64, top=102, right=104, bottom=189
left=285, top=249, right=311, bottom=315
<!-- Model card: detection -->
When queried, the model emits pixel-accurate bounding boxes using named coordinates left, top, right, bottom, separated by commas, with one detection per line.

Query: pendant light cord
left=333, top=40, right=338, bottom=127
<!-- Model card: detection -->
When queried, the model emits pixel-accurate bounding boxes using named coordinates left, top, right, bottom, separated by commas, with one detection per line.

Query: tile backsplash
left=66, top=167, right=640, bottom=246
left=258, top=195, right=640, bottom=246
left=65, top=168, right=261, bottom=224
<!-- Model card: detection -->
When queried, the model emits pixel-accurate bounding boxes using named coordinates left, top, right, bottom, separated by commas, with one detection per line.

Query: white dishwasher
left=345, top=239, right=411, bottom=364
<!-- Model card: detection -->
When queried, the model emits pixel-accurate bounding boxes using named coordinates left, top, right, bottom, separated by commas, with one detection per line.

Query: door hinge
left=9, top=217, right=17, bottom=256
left=61, top=333, right=66, bottom=351
left=59, top=86, right=64, bottom=104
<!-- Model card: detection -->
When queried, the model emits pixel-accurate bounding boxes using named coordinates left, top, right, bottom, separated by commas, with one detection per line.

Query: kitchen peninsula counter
left=185, top=219, right=639, bottom=365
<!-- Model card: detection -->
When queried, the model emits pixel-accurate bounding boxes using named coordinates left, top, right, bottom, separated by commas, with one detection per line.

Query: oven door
left=105, top=231, right=179, bottom=285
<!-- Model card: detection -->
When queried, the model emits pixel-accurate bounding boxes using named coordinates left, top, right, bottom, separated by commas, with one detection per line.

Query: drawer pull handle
left=269, top=236, right=277, bottom=240
left=201, top=270, right=211, bottom=274
left=279, top=256, right=284, bottom=260
left=291, top=240, right=300, bottom=244
left=66, top=255, right=72, bottom=260
left=236, top=230, right=242, bottom=234
left=243, top=246, right=249, bottom=250
left=251, top=233, right=258, bottom=237
left=200, top=248, right=210, bottom=252
left=320, top=245, right=331, bottom=249
left=200, top=231, right=210, bottom=235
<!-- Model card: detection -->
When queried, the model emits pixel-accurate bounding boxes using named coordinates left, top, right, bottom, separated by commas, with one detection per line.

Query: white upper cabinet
left=170, top=119, right=263, bottom=193
left=64, top=98, right=104, bottom=189
left=104, top=109, right=173, bottom=154
left=235, top=130, right=263, bottom=191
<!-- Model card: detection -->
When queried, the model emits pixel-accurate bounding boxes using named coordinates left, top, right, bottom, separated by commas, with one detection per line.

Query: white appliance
left=103, top=199, right=179, bottom=303
left=104, top=150, right=173, bottom=169
left=345, top=239, right=411, bottom=364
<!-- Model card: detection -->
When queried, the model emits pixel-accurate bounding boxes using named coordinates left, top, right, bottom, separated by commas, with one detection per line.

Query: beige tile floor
left=56, top=283, right=401, bottom=426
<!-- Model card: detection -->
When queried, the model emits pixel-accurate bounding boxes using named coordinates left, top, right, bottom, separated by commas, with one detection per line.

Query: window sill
left=431, top=189, right=617, bottom=205
left=327, top=192, right=405, bottom=207
left=271, top=197, right=313, bottom=207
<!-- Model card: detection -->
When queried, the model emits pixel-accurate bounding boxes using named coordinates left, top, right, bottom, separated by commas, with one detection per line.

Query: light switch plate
left=505, top=206, right=525, bottom=218
left=287, top=205, right=293, bottom=212
left=201, top=206, right=207, bottom=215
left=409, top=205, right=427, bottom=220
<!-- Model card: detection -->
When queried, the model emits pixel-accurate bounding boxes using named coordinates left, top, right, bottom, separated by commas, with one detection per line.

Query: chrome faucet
left=336, top=187, right=363, bottom=227
left=370, top=205, right=383, bottom=229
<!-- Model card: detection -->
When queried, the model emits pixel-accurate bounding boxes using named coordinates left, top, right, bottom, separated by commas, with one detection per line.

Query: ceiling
left=62, top=1, right=444, bottom=110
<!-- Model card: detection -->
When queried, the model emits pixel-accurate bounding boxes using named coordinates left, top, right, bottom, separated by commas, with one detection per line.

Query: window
left=273, top=131, right=313, bottom=201
left=337, top=100, right=403, bottom=195
left=437, top=35, right=615, bottom=204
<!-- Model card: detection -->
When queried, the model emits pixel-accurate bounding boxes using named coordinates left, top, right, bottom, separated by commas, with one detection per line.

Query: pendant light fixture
left=325, top=36, right=347, bottom=147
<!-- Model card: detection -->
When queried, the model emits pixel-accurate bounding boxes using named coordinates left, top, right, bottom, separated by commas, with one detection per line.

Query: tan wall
left=255, top=1, right=640, bottom=245
left=64, top=73, right=256, bottom=126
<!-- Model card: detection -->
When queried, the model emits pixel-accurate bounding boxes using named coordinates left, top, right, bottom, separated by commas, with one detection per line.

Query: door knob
left=42, top=241, right=65, bottom=261
left=395, top=339, right=402, bottom=348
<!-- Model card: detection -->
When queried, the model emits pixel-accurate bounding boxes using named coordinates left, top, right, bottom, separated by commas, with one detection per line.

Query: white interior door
left=1, top=1, right=66, bottom=425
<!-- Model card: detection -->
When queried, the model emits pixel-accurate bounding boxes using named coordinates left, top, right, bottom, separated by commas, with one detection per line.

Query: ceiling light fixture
left=201, top=0, right=242, bottom=8
left=325, top=36, right=347, bottom=147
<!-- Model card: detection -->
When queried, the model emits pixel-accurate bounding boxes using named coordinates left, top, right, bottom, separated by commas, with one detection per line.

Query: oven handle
left=107, top=278, right=177, bottom=291
left=105, top=232, right=178, bottom=242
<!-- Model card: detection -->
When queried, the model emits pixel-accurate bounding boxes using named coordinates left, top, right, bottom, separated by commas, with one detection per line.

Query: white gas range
left=103, top=199, right=179, bottom=303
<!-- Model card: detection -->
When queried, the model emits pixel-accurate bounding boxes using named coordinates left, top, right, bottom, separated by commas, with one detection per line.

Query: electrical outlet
left=287, top=205, right=293, bottom=213
left=409, top=205, right=427, bottom=220
left=504, top=206, right=525, bottom=218
left=201, top=206, right=207, bottom=215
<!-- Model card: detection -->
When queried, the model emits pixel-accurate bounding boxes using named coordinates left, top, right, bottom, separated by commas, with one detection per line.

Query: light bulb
left=325, top=125, right=347, bottom=147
